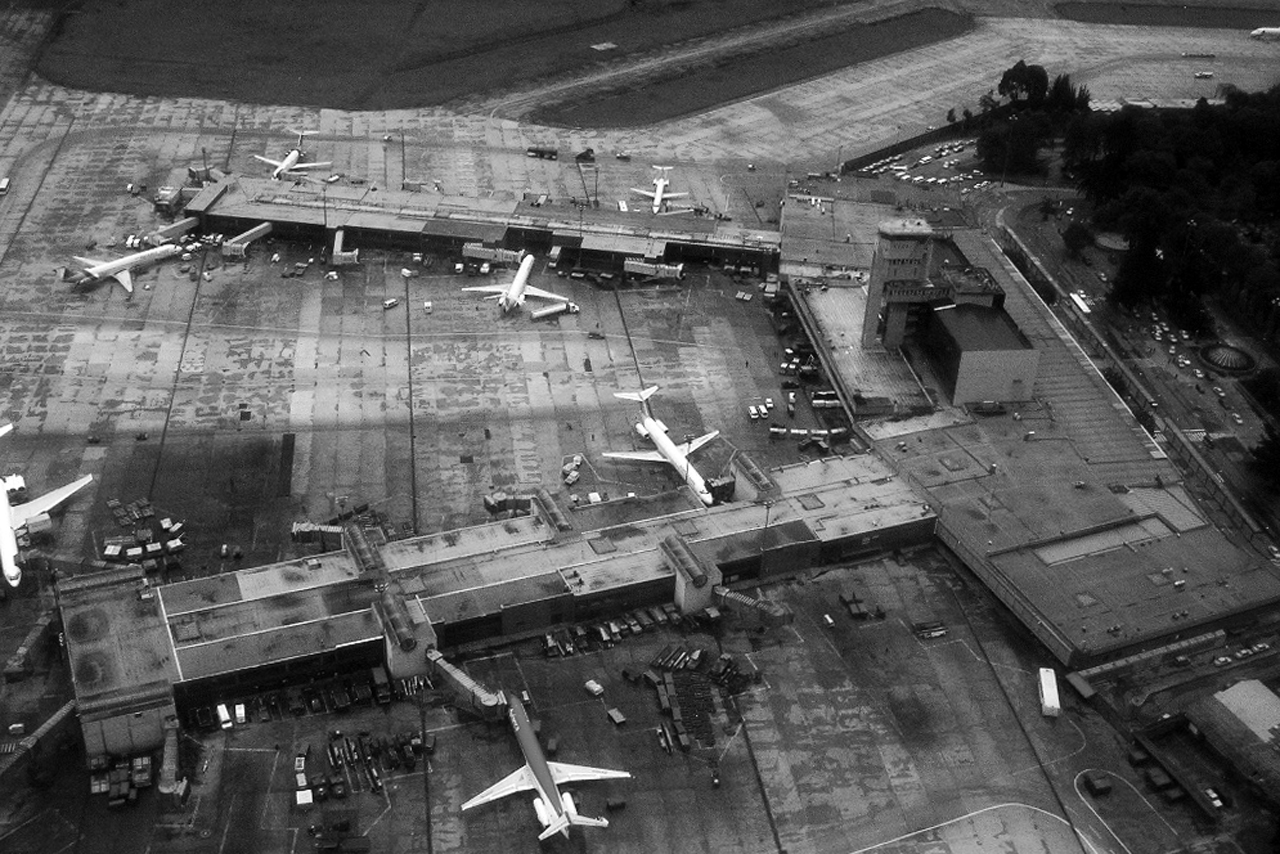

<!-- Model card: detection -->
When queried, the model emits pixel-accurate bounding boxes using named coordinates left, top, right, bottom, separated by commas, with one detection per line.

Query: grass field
left=36, top=0, right=853, bottom=110
left=533, top=8, right=972, bottom=128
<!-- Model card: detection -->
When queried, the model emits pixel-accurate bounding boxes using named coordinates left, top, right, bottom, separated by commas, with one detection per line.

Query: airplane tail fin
left=0, top=423, right=12, bottom=440
left=614, top=386, right=658, bottom=403
left=112, top=270, right=134, bottom=294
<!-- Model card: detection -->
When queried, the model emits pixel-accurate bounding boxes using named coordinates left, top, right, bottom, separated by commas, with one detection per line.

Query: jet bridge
left=425, top=649, right=507, bottom=722
left=221, top=221, right=272, bottom=258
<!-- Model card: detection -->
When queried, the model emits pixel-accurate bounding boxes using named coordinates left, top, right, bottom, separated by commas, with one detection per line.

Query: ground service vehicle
left=1038, top=667, right=1061, bottom=717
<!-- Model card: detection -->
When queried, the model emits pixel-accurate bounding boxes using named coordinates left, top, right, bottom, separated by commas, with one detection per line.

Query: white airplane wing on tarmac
left=602, top=449, right=665, bottom=463
left=630, top=188, right=656, bottom=198
left=679, top=431, right=720, bottom=455
left=284, top=161, right=332, bottom=172
left=253, top=155, right=285, bottom=169
left=547, top=761, right=632, bottom=785
left=522, top=285, right=571, bottom=302
left=461, top=284, right=508, bottom=296
left=461, top=765, right=537, bottom=811
left=10, top=475, right=93, bottom=526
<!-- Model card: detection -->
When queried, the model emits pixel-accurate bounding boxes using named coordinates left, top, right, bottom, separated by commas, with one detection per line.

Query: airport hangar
left=61, top=454, right=935, bottom=758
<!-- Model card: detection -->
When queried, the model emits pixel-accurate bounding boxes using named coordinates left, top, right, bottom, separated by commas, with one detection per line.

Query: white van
left=0, top=177, right=9, bottom=196
left=234, top=703, right=246, bottom=725
left=216, top=703, right=233, bottom=729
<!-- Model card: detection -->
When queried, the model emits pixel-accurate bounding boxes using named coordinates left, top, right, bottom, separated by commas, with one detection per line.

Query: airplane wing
left=285, top=161, right=333, bottom=172
left=602, top=450, right=665, bottom=463
left=547, top=761, right=632, bottom=785
left=461, top=285, right=509, bottom=295
left=630, top=188, right=656, bottom=198
left=679, top=430, right=719, bottom=455
left=461, top=765, right=537, bottom=811
left=111, top=270, right=134, bottom=293
left=253, top=155, right=285, bottom=168
left=522, top=285, right=571, bottom=303
left=9, top=475, right=93, bottom=527
left=664, top=192, right=689, bottom=199
left=71, top=256, right=109, bottom=269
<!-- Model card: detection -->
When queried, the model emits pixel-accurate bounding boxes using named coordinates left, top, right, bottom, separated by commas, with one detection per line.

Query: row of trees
left=1063, top=89, right=1280, bottom=336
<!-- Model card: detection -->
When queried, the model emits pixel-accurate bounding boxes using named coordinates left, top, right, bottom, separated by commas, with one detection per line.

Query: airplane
left=253, top=129, right=333, bottom=180
left=65, top=243, right=181, bottom=294
left=1250, top=26, right=1280, bottom=40
left=462, top=253, right=570, bottom=313
left=603, top=385, right=720, bottom=506
left=462, top=695, right=630, bottom=841
left=0, top=424, right=93, bottom=588
left=631, top=166, right=688, bottom=214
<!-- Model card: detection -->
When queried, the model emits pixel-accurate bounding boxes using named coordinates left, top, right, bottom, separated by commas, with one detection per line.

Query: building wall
left=953, top=348, right=1040, bottom=404
left=81, top=700, right=174, bottom=758
left=863, top=223, right=934, bottom=347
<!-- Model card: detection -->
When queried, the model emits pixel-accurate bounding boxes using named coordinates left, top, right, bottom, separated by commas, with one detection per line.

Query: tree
left=1062, top=221, right=1093, bottom=257
left=962, top=107, right=974, bottom=129
left=946, top=107, right=957, bottom=124
left=976, top=113, right=1051, bottom=176
left=998, top=60, right=1049, bottom=108
left=1038, top=197, right=1057, bottom=221
left=979, top=89, right=1000, bottom=113
left=1252, top=424, right=1280, bottom=487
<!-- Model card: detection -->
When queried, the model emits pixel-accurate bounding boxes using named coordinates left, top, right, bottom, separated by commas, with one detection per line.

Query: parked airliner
left=66, top=243, right=181, bottom=294
left=462, top=254, right=570, bottom=313
left=0, top=424, right=93, bottom=588
left=462, top=695, right=630, bottom=841
left=254, top=130, right=332, bottom=180
left=631, top=166, right=688, bottom=214
left=603, top=386, right=720, bottom=506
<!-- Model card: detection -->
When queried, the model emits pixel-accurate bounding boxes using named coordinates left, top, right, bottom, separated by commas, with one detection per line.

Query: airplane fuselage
left=1251, top=26, right=1280, bottom=40
left=648, top=177, right=671, bottom=214
left=499, top=254, right=537, bottom=312
left=0, top=493, right=22, bottom=586
left=271, top=148, right=303, bottom=179
left=639, top=415, right=714, bottom=505
left=81, top=244, right=180, bottom=282
left=507, top=698, right=571, bottom=835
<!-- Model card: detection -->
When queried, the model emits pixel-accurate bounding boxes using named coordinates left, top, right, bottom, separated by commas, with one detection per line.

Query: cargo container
left=1038, top=667, right=1061, bottom=717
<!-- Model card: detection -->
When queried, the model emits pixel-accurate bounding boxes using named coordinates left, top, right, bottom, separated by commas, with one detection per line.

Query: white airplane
left=1250, top=27, right=1280, bottom=40
left=462, top=695, right=630, bottom=841
left=66, top=243, right=181, bottom=294
left=631, top=166, right=688, bottom=214
left=603, top=385, right=720, bottom=506
left=253, top=130, right=333, bottom=180
left=462, top=254, right=570, bottom=313
left=0, top=424, right=93, bottom=588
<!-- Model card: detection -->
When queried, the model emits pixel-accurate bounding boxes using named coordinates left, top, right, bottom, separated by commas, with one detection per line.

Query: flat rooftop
left=134, top=452, right=930, bottom=688
left=933, top=303, right=1031, bottom=352
left=196, top=177, right=781, bottom=255
left=60, top=567, right=180, bottom=710
left=865, top=228, right=1278, bottom=664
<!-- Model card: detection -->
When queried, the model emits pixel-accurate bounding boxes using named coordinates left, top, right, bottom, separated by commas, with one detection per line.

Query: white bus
left=1069, top=292, right=1092, bottom=315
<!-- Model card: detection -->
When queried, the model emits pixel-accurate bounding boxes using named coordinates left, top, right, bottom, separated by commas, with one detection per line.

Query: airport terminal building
left=61, top=454, right=934, bottom=757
